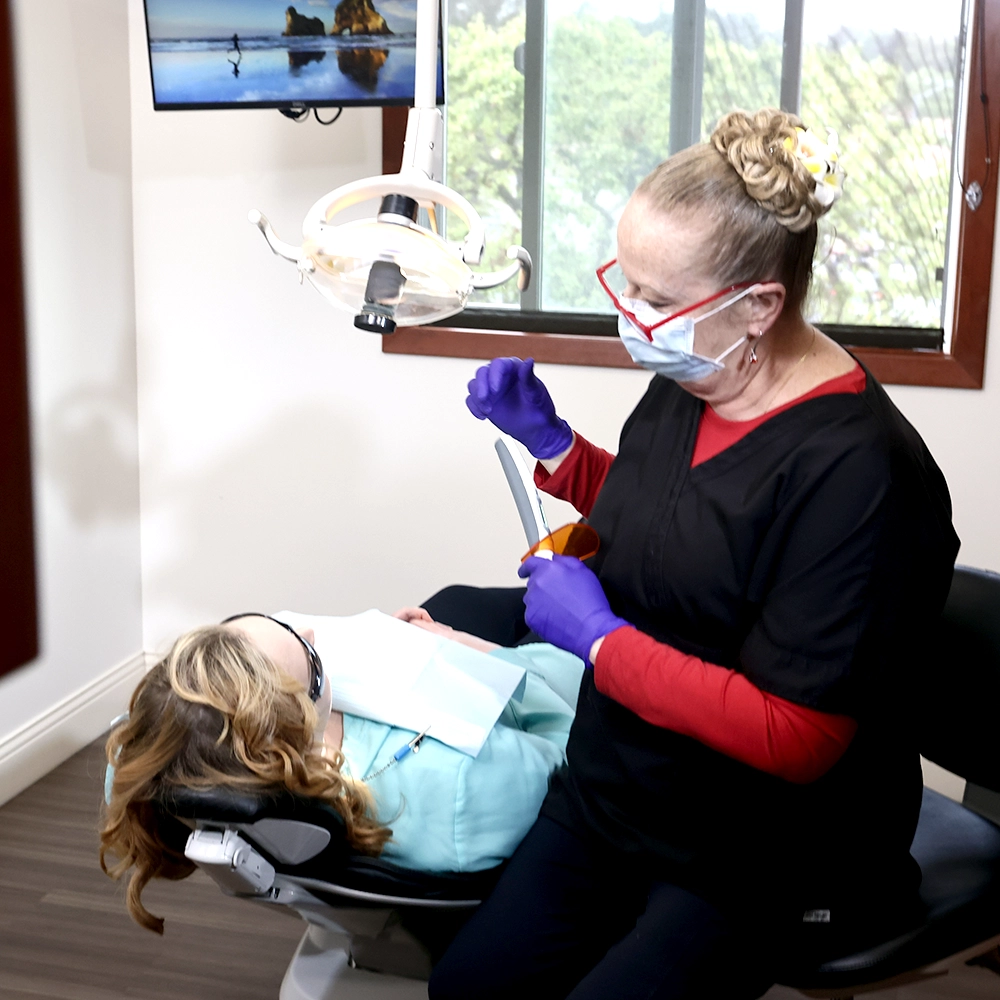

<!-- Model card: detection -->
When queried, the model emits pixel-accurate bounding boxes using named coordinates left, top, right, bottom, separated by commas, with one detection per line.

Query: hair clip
left=784, top=127, right=845, bottom=206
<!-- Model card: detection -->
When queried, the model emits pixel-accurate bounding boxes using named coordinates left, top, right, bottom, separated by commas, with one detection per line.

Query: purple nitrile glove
left=516, top=555, right=630, bottom=665
left=465, top=357, right=573, bottom=459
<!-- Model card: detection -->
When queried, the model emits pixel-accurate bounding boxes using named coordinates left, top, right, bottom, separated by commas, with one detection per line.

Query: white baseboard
left=0, top=650, right=152, bottom=808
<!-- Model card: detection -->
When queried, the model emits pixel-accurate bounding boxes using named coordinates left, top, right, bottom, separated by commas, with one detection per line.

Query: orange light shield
left=521, top=523, right=600, bottom=563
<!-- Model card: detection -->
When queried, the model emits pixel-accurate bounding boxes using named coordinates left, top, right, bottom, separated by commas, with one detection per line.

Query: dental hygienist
left=429, top=108, right=960, bottom=999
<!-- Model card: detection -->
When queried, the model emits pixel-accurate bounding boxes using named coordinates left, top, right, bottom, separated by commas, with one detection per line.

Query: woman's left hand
left=517, top=556, right=629, bottom=665
left=392, top=606, right=434, bottom=624
left=393, top=607, right=500, bottom=654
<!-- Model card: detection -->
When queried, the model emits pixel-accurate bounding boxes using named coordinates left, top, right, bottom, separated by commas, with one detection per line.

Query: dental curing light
left=249, top=0, right=531, bottom=333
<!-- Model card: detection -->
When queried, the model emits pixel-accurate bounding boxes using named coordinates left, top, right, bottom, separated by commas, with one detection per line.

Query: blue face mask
left=617, top=285, right=760, bottom=382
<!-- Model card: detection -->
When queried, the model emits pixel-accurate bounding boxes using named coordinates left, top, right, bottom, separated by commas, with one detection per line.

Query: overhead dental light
left=249, top=0, right=530, bottom=334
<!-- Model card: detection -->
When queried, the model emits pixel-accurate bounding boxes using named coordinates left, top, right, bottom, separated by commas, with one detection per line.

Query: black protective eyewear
left=221, top=613, right=324, bottom=702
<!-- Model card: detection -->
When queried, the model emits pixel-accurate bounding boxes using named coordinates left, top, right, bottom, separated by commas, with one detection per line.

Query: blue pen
left=363, top=724, right=433, bottom=782
left=395, top=724, right=432, bottom=760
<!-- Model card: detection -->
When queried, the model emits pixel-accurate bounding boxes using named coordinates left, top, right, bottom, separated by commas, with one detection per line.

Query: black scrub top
left=541, top=365, right=960, bottom=921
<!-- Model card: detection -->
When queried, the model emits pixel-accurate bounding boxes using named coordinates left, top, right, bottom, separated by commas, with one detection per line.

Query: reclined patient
left=100, top=608, right=582, bottom=933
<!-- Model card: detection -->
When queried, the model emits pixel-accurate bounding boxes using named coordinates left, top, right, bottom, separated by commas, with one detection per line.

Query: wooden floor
left=0, top=737, right=304, bottom=1000
left=0, top=738, right=996, bottom=1000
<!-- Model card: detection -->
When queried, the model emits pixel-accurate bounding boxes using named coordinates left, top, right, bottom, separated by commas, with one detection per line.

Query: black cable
left=314, top=107, right=344, bottom=125
left=278, top=107, right=310, bottom=122
left=978, top=0, right=992, bottom=192
left=959, top=0, right=991, bottom=200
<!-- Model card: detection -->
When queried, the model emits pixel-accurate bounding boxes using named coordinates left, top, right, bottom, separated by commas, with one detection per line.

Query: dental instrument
left=495, top=435, right=550, bottom=550
left=495, top=435, right=600, bottom=564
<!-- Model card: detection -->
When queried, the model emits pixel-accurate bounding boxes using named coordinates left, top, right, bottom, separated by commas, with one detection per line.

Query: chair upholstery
left=915, top=566, right=1000, bottom=792
left=784, top=787, right=1000, bottom=992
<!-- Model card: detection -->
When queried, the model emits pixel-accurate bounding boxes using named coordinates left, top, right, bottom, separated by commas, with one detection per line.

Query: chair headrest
left=157, top=783, right=504, bottom=901
left=158, top=784, right=352, bottom=866
left=159, top=784, right=347, bottom=829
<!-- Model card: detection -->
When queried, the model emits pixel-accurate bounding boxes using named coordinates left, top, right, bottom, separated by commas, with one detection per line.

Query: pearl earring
left=749, top=330, right=763, bottom=364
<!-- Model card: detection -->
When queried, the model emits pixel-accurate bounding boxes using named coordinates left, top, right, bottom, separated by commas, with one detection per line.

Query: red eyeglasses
left=596, top=258, right=753, bottom=341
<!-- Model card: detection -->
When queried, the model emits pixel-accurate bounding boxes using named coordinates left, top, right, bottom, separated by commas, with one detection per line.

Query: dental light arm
left=250, top=0, right=530, bottom=333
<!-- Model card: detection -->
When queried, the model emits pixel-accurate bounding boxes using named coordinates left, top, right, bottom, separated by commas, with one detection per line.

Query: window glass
left=701, top=2, right=784, bottom=139
left=540, top=3, right=673, bottom=312
left=445, top=1, right=526, bottom=305
left=800, top=0, right=965, bottom=327
left=444, top=1, right=967, bottom=330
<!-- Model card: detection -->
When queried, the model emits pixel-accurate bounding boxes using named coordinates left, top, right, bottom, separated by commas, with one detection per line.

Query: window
left=384, top=0, right=999, bottom=388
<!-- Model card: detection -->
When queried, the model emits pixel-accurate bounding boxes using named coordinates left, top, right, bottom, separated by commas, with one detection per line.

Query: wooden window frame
left=0, top=0, right=39, bottom=675
left=382, top=1, right=1000, bottom=388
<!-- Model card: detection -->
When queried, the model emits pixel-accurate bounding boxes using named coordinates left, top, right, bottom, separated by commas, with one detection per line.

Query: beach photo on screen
left=142, top=1, right=443, bottom=109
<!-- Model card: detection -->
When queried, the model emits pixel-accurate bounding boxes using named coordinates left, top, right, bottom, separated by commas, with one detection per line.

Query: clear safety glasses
left=221, top=613, right=325, bottom=702
left=596, top=258, right=752, bottom=341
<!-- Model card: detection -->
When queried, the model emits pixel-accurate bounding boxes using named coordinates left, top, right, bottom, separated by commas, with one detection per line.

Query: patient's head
left=222, top=614, right=334, bottom=744
left=99, top=624, right=389, bottom=934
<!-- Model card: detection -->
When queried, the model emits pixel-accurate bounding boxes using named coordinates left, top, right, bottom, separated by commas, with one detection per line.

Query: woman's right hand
left=465, top=357, right=573, bottom=460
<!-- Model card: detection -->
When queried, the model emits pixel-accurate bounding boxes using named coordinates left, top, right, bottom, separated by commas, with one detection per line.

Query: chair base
left=280, top=924, right=429, bottom=1000
left=794, top=932, right=1000, bottom=998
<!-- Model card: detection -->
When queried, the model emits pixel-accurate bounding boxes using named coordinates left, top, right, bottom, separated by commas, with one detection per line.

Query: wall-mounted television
left=142, top=1, right=444, bottom=110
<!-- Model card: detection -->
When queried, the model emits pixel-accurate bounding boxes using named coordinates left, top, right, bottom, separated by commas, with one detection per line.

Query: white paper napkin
left=273, top=609, right=527, bottom=757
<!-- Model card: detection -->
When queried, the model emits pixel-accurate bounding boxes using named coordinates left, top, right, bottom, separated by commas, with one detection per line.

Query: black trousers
left=421, top=584, right=531, bottom=647
left=428, top=815, right=776, bottom=1000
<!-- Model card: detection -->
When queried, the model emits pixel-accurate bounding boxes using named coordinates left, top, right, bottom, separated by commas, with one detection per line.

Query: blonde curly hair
left=635, top=107, right=838, bottom=313
left=99, top=625, right=390, bottom=934
left=712, top=108, right=835, bottom=232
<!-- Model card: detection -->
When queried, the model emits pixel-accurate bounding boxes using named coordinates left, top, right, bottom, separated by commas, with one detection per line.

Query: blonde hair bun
left=712, top=108, right=836, bottom=233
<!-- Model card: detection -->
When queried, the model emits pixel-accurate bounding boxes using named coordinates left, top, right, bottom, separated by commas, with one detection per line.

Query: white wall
left=887, top=291, right=1000, bottom=570
left=0, top=0, right=143, bottom=801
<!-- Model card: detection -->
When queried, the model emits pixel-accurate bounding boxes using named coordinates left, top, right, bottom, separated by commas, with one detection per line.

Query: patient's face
left=224, top=616, right=333, bottom=743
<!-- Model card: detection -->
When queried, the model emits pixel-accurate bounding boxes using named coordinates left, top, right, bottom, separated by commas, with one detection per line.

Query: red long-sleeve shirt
left=533, top=366, right=867, bottom=783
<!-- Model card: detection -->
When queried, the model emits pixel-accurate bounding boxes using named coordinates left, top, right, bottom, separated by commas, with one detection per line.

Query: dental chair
left=780, top=564, right=1000, bottom=997
left=161, top=785, right=502, bottom=999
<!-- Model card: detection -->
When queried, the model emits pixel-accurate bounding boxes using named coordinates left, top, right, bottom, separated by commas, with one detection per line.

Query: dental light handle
left=249, top=209, right=309, bottom=267
left=473, top=246, right=532, bottom=292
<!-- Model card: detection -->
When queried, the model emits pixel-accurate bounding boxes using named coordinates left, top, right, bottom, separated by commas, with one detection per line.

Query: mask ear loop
left=698, top=284, right=762, bottom=365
